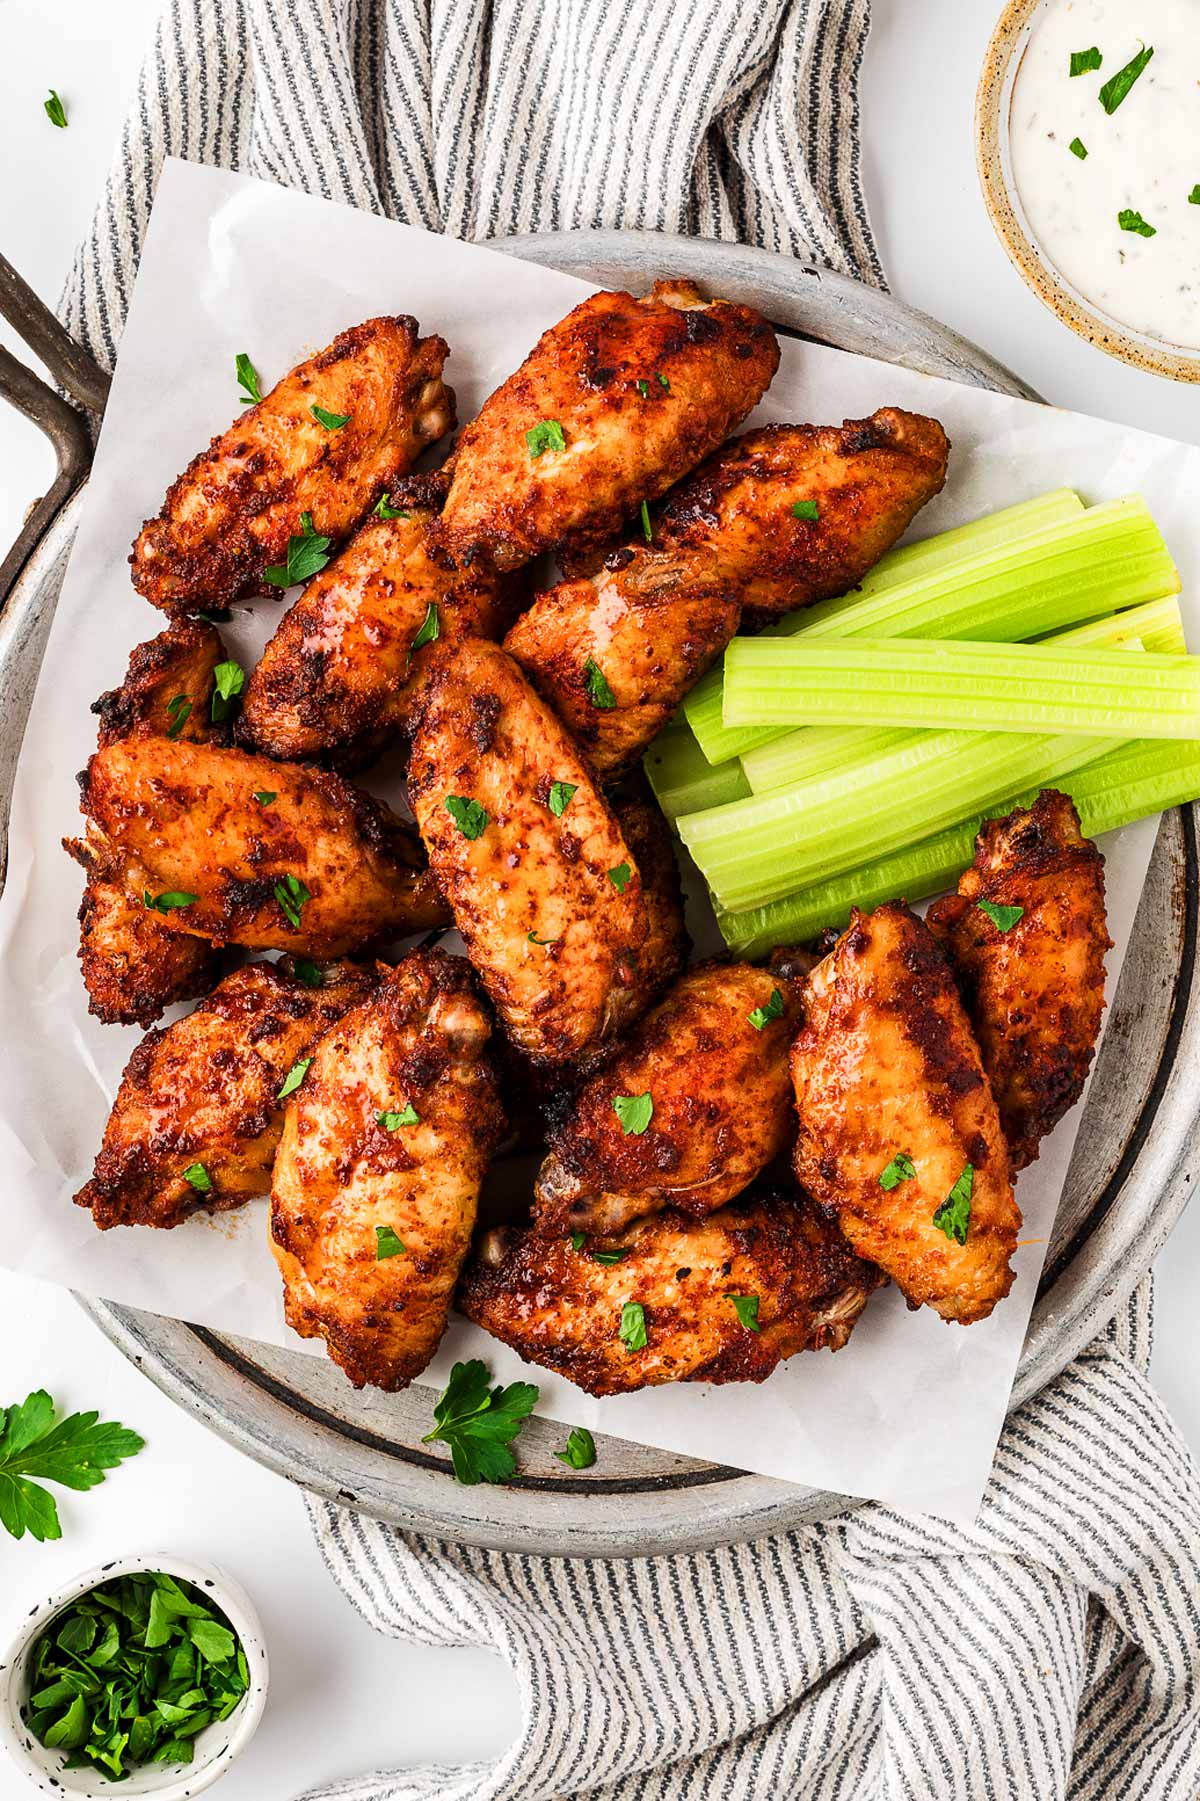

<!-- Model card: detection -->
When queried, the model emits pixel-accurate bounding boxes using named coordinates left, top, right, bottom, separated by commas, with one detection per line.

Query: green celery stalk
left=685, top=492, right=1178, bottom=764
left=643, top=723, right=749, bottom=820
left=1044, top=593, right=1186, bottom=656
left=721, top=637, right=1200, bottom=740
left=715, top=739, right=1200, bottom=956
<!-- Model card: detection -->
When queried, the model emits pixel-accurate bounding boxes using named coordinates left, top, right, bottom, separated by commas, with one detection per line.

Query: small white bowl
left=0, top=1553, right=268, bottom=1799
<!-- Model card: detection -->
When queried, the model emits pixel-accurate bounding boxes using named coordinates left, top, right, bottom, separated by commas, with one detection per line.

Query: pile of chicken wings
left=68, top=278, right=1111, bottom=1403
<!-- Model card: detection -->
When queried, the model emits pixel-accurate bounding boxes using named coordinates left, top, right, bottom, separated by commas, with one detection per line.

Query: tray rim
left=2, top=225, right=1196, bottom=1556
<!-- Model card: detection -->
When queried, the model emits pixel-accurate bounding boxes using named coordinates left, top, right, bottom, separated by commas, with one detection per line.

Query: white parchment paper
left=2, top=159, right=1198, bottom=1521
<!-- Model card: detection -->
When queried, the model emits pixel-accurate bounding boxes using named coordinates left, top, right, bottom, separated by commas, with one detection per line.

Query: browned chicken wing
left=63, top=621, right=227, bottom=1025
left=459, top=1189, right=879, bottom=1396
left=239, top=473, right=523, bottom=768
left=505, top=410, right=949, bottom=775
left=76, top=958, right=377, bottom=1229
left=790, top=902, right=1020, bottom=1326
left=407, top=639, right=682, bottom=1068
left=78, top=737, right=447, bottom=957
left=434, top=280, right=778, bottom=573
left=533, top=962, right=801, bottom=1237
left=927, top=791, right=1110, bottom=1172
left=131, top=317, right=453, bottom=613
left=271, top=949, right=505, bottom=1391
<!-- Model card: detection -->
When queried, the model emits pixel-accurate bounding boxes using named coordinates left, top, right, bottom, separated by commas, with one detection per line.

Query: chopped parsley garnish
left=592, top=1247, right=631, bottom=1266
left=607, top=863, right=632, bottom=893
left=44, top=90, right=68, bottom=128
left=235, top=352, right=263, bottom=406
left=411, top=601, right=440, bottom=653
left=792, top=499, right=820, bottom=521
left=636, top=378, right=650, bottom=397
left=748, top=987, right=785, bottom=1030
left=879, top=1151, right=916, bottom=1191
left=254, top=790, right=277, bottom=806
left=445, top=794, right=489, bottom=839
left=375, top=1225, right=407, bottom=1260
left=198, top=607, right=233, bottom=624
left=657, top=372, right=670, bottom=390
left=933, top=1164, right=974, bottom=1245
left=1069, top=46, right=1102, bottom=76
left=613, top=1092, right=653, bottom=1136
left=1069, top=137, right=1088, bottom=160
left=310, top=403, right=351, bottom=430
left=548, top=780, right=577, bottom=817
left=583, top=656, right=617, bottom=709
left=569, top=1232, right=586, bottom=1251
left=527, top=930, right=559, bottom=945
left=1099, top=44, right=1153, bottom=114
left=555, top=1427, right=596, bottom=1469
left=378, top=1104, right=419, bottom=1130
left=142, top=889, right=196, bottom=914
left=639, top=499, right=653, bottom=543
left=264, top=511, right=332, bottom=588
left=421, top=1359, right=539, bottom=1485
left=210, top=658, right=245, bottom=722
left=165, top=693, right=191, bottom=738
left=730, top=1294, right=760, bottom=1333
left=0, top=1389, right=142, bottom=1543
left=375, top=494, right=410, bottom=518
left=1190, top=186, right=1200, bottom=206
left=273, top=874, right=310, bottom=928
left=525, top=420, right=566, bottom=458
left=293, top=959, right=323, bottom=988
left=977, top=899, right=1025, bottom=932
left=276, top=1057, right=312, bottom=1101
left=1118, top=208, right=1156, bottom=237
left=182, top=1163, right=212, bottom=1193
left=619, top=1301, right=648, bottom=1352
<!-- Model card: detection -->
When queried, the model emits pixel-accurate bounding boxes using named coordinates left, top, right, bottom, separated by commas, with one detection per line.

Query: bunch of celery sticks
left=644, top=489, right=1200, bottom=955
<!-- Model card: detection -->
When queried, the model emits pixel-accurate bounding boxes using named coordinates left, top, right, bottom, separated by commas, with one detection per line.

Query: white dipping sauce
left=1009, top=0, right=1200, bottom=349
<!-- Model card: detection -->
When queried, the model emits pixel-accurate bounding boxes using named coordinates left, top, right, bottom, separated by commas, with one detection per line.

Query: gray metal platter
left=2, top=230, right=1196, bottom=1558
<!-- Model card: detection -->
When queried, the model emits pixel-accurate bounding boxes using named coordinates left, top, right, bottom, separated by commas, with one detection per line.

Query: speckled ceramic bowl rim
left=0, top=1553, right=268, bottom=1800
left=975, top=0, right=1200, bottom=382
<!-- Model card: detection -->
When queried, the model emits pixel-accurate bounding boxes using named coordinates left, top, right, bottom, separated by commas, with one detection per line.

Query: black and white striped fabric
left=58, top=3, right=1200, bottom=1796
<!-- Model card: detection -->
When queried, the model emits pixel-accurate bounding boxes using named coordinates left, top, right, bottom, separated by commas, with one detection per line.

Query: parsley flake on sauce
left=445, top=795, right=489, bottom=839
left=1069, top=137, right=1088, bottom=160
left=879, top=1151, right=916, bottom=1191
left=548, top=780, right=577, bottom=817
left=182, top=1163, right=212, bottom=1193
left=1099, top=45, right=1153, bottom=115
left=583, top=656, right=617, bottom=709
left=613, top=1092, right=653, bottom=1136
left=730, top=1294, right=760, bottom=1333
left=1118, top=208, right=1156, bottom=238
left=310, top=403, right=351, bottom=430
left=375, top=1225, right=407, bottom=1260
left=607, top=862, right=632, bottom=892
left=619, top=1302, right=648, bottom=1352
left=276, top=1057, right=312, bottom=1101
left=525, top=420, right=566, bottom=458
left=378, top=1104, right=419, bottom=1130
left=977, top=899, right=1025, bottom=932
left=1068, top=46, right=1102, bottom=76
left=792, top=499, right=820, bottom=521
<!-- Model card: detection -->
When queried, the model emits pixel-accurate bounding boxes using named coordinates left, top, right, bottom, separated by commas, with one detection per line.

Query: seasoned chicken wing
left=64, top=621, right=227, bottom=1025
left=271, top=949, right=505, bottom=1391
left=239, top=474, right=522, bottom=768
left=434, top=280, right=778, bottom=573
left=76, top=958, right=376, bottom=1229
left=79, top=737, right=447, bottom=957
left=790, top=902, right=1020, bottom=1325
left=407, top=639, right=682, bottom=1068
left=927, top=790, right=1110, bottom=1172
left=533, top=962, right=801, bottom=1237
left=459, top=1189, right=879, bottom=1395
left=505, top=410, right=949, bottom=774
left=131, top=316, right=453, bottom=614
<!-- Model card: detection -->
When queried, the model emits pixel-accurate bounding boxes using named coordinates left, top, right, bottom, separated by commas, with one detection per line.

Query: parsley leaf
left=0, top=1392, right=143, bottom=1542
left=378, top=1104, right=420, bottom=1130
left=584, top=656, right=617, bottom=709
left=730, top=1294, right=760, bottom=1333
left=528, top=930, right=559, bottom=945
left=277, top=1057, right=311, bottom=1101
left=657, top=372, right=670, bottom=390
left=640, top=499, right=653, bottom=543
left=792, top=499, right=820, bottom=521
left=44, top=89, right=68, bottom=128
left=375, top=493, right=410, bottom=519
left=264, top=513, right=332, bottom=588
left=613, top=1092, right=653, bottom=1135
left=619, top=1302, right=648, bottom=1352
left=274, top=874, right=310, bottom=929
left=977, top=899, right=1025, bottom=932
left=210, top=659, right=245, bottom=722
left=182, top=1163, right=212, bottom=1192
left=879, top=1151, right=916, bottom=1191
left=293, top=959, right=323, bottom=988
left=445, top=794, right=489, bottom=839
left=1099, top=44, right=1153, bottom=114
left=1190, top=185, right=1200, bottom=206
left=636, top=378, right=650, bottom=397
left=592, top=1247, right=631, bottom=1265
left=607, top=862, right=632, bottom=892
left=254, top=790, right=277, bottom=806
left=311, top=403, right=351, bottom=430
left=421, top=1360, right=539, bottom=1485
left=142, top=889, right=196, bottom=914
left=165, top=693, right=191, bottom=738
left=411, top=601, right=440, bottom=653
left=1118, top=207, right=1156, bottom=237
left=1069, top=46, right=1102, bottom=76
left=555, top=1427, right=597, bottom=1469
left=1069, top=137, right=1088, bottom=160
left=375, top=1225, right=407, bottom=1260
left=570, top=1232, right=586, bottom=1251
left=933, top=1163, right=974, bottom=1244
left=525, top=420, right=566, bottom=458
left=748, top=987, right=784, bottom=1030
left=235, top=353, right=263, bottom=406
left=548, top=780, right=577, bottom=817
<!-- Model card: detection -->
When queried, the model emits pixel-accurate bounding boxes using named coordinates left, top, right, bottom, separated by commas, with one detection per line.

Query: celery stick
left=1049, top=594, right=1186, bottom=656
left=685, top=492, right=1178, bottom=765
left=643, top=724, right=749, bottom=821
left=715, top=738, right=1200, bottom=956
left=722, top=638, right=1200, bottom=740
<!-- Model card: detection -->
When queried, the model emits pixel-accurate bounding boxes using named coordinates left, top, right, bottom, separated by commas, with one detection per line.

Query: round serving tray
left=2, top=230, right=1196, bottom=1557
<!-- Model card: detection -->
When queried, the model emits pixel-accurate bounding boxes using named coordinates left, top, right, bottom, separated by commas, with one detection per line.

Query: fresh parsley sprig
left=265, top=512, right=332, bottom=589
left=235, top=353, right=263, bottom=406
left=422, top=1360, right=539, bottom=1485
left=1099, top=44, right=1153, bottom=114
left=44, top=90, right=68, bottom=128
left=0, top=1391, right=143, bottom=1542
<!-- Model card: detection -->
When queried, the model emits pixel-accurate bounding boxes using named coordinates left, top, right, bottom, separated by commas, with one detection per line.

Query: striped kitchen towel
left=57, top=2, right=1200, bottom=1797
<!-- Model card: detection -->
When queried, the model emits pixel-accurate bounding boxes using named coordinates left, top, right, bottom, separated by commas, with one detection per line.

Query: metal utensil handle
left=0, top=253, right=110, bottom=613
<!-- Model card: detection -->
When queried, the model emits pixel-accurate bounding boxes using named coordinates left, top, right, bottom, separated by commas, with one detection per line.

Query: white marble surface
left=0, top=2, right=1197, bottom=1796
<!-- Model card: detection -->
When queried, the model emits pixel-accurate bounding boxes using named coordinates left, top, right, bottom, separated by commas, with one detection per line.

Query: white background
left=0, top=2, right=1197, bottom=1796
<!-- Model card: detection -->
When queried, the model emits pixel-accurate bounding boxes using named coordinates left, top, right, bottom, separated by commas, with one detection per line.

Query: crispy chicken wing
left=927, top=791, right=1110, bottom=1172
left=458, top=1189, right=879, bottom=1395
left=407, top=639, right=682, bottom=1068
left=131, top=317, right=453, bottom=614
left=271, top=949, right=505, bottom=1390
left=505, top=410, right=949, bottom=775
left=64, top=622, right=227, bottom=1026
left=79, top=737, right=447, bottom=957
left=76, top=958, right=376, bottom=1229
left=434, top=280, right=778, bottom=573
left=239, top=474, right=522, bottom=768
left=790, top=902, right=1020, bottom=1325
left=533, top=962, right=801, bottom=1237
